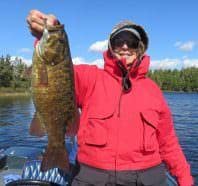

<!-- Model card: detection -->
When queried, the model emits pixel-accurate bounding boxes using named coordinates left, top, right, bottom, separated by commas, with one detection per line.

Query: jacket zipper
left=117, top=87, right=123, bottom=117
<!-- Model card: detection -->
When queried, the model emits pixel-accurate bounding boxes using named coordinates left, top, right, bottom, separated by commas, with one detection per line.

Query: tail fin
left=41, top=146, right=70, bottom=173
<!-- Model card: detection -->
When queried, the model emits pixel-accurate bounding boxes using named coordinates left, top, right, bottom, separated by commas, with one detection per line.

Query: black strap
left=117, top=61, right=132, bottom=92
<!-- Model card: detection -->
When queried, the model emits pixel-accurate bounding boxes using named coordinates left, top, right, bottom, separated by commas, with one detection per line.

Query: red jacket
left=74, top=50, right=193, bottom=186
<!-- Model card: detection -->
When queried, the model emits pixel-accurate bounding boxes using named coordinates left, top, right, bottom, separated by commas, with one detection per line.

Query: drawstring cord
left=116, top=58, right=142, bottom=117
left=116, top=60, right=132, bottom=117
left=116, top=61, right=132, bottom=92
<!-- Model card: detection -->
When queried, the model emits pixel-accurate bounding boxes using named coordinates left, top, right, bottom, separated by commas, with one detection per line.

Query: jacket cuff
left=178, top=175, right=194, bottom=186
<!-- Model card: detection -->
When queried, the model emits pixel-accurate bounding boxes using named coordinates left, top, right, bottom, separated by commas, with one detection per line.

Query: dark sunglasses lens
left=126, top=40, right=138, bottom=48
left=112, top=38, right=138, bottom=49
left=112, top=38, right=124, bottom=48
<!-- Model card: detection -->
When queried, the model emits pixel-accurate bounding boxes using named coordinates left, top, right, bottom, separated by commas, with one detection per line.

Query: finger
left=46, top=14, right=58, bottom=26
left=31, top=16, right=46, bottom=26
left=27, top=16, right=45, bottom=35
left=27, top=15, right=46, bottom=28
left=29, top=9, right=46, bottom=19
left=27, top=22, right=44, bottom=39
left=28, top=22, right=44, bottom=34
left=27, top=10, right=47, bottom=27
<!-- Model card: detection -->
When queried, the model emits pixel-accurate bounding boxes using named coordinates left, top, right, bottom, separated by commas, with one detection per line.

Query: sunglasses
left=117, top=61, right=132, bottom=92
left=111, top=31, right=139, bottom=49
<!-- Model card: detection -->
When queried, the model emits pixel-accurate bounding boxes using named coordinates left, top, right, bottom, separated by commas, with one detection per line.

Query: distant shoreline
left=0, top=87, right=31, bottom=97
left=0, top=90, right=197, bottom=97
left=0, top=91, right=31, bottom=97
left=163, top=90, right=198, bottom=93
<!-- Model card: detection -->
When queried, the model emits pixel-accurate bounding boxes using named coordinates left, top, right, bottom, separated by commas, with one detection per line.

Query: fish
left=29, top=21, right=77, bottom=173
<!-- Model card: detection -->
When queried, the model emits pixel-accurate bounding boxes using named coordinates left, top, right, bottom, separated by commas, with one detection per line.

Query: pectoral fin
left=29, top=112, right=46, bottom=137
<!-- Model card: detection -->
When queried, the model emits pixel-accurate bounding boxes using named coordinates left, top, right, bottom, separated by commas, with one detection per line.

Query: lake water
left=0, top=92, right=197, bottom=183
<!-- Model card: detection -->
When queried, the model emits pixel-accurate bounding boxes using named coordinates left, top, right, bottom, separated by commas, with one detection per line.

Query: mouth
left=114, top=51, right=130, bottom=55
left=120, top=53, right=131, bottom=55
left=118, top=53, right=132, bottom=58
left=113, top=50, right=133, bottom=56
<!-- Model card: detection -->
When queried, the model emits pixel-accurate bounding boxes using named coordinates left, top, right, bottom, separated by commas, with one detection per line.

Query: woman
left=27, top=10, right=194, bottom=186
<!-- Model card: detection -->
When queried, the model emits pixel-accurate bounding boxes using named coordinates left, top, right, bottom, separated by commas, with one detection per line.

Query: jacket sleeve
left=157, top=96, right=194, bottom=186
left=74, top=64, right=97, bottom=108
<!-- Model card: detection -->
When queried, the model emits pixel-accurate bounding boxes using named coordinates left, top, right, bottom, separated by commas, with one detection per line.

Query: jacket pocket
left=140, top=109, right=159, bottom=152
left=85, top=118, right=107, bottom=146
left=85, top=107, right=114, bottom=147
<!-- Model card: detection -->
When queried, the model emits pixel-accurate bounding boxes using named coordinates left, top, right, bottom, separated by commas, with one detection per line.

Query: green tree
left=148, top=67, right=198, bottom=92
left=0, top=55, right=13, bottom=87
left=11, top=57, right=31, bottom=89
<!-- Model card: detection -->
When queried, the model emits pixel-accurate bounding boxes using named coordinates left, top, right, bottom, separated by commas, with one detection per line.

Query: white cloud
left=90, top=59, right=104, bottom=68
left=150, top=58, right=181, bottom=70
left=183, top=58, right=198, bottom=68
left=72, top=57, right=104, bottom=68
left=18, top=48, right=32, bottom=54
left=11, top=56, right=32, bottom=66
left=150, top=58, right=198, bottom=70
left=21, top=58, right=32, bottom=66
left=72, top=57, right=88, bottom=65
left=89, top=40, right=108, bottom=53
left=175, top=41, right=196, bottom=52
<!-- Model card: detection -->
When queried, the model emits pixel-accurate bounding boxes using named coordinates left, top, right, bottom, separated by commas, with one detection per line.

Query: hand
left=26, top=9, right=58, bottom=38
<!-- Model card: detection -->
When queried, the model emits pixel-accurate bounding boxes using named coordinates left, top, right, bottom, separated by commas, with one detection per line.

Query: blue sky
left=0, top=0, right=198, bottom=69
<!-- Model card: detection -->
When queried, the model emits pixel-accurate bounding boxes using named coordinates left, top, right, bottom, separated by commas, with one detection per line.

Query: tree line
left=148, top=68, right=198, bottom=92
left=0, top=55, right=31, bottom=91
left=0, top=55, right=197, bottom=92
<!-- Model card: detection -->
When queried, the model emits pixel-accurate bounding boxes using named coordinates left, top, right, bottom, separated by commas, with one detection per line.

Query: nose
left=121, top=43, right=128, bottom=50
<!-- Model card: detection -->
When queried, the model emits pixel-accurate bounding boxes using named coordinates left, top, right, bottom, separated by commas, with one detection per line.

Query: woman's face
left=113, top=44, right=137, bottom=66
left=111, top=31, right=138, bottom=66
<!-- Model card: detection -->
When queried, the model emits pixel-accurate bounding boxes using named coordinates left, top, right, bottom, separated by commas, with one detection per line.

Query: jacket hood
left=105, top=21, right=150, bottom=80
left=108, top=20, right=149, bottom=56
left=103, top=50, right=150, bottom=80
